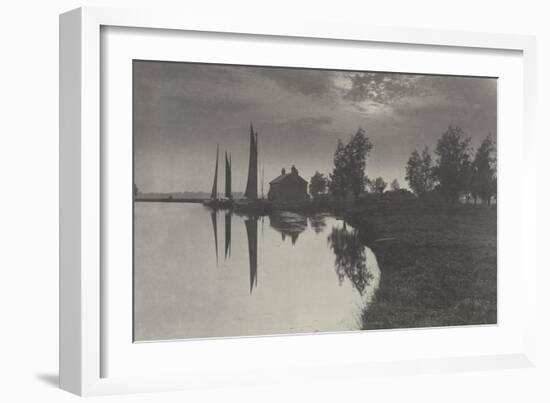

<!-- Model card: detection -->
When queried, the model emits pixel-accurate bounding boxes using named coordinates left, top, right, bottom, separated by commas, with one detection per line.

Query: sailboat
left=204, top=144, right=233, bottom=209
left=244, top=124, right=258, bottom=200
left=225, top=151, right=232, bottom=200
left=203, top=144, right=219, bottom=206
left=234, top=123, right=270, bottom=214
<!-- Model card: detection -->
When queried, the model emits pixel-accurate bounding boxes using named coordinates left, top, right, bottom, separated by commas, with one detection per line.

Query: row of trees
left=309, top=128, right=401, bottom=200
left=309, top=171, right=401, bottom=199
left=308, top=125, right=496, bottom=205
left=406, top=126, right=497, bottom=204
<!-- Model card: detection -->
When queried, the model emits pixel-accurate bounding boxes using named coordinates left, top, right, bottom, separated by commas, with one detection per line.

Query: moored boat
left=204, top=145, right=235, bottom=209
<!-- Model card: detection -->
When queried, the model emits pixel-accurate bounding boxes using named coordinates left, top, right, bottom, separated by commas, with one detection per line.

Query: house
left=267, top=165, right=309, bottom=204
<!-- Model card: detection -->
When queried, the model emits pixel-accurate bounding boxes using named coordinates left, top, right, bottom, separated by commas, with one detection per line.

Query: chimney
left=281, top=168, right=286, bottom=175
left=291, top=165, right=298, bottom=174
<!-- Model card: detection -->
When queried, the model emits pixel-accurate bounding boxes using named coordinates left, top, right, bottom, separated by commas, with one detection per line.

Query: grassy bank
left=346, top=201, right=497, bottom=329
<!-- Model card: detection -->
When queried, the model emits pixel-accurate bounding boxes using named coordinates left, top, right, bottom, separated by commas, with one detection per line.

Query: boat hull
left=203, top=199, right=234, bottom=210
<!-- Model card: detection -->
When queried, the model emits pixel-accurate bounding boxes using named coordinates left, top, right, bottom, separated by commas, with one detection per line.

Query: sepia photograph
left=132, top=61, right=497, bottom=342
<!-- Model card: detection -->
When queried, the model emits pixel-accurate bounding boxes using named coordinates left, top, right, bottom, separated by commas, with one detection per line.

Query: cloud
left=258, top=68, right=337, bottom=98
left=281, top=116, right=334, bottom=129
left=340, top=73, right=497, bottom=121
left=342, top=72, right=425, bottom=104
left=165, top=93, right=252, bottom=113
left=134, top=61, right=250, bottom=87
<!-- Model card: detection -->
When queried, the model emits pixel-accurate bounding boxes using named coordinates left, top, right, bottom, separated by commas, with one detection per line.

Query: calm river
left=134, top=202, right=380, bottom=341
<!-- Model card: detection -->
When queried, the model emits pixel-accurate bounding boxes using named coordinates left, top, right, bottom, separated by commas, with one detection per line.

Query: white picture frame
left=59, top=6, right=537, bottom=396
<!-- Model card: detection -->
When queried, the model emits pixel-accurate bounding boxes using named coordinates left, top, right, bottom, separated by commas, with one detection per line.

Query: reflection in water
left=134, top=204, right=380, bottom=340
left=309, top=214, right=328, bottom=234
left=327, top=223, right=373, bottom=296
left=210, top=211, right=218, bottom=263
left=269, top=211, right=308, bottom=245
left=224, top=212, right=232, bottom=260
left=245, top=217, right=258, bottom=294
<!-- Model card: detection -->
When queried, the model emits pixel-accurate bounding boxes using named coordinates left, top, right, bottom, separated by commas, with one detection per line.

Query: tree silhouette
left=390, top=179, right=400, bottom=191
left=405, top=146, right=435, bottom=197
left=471, top=134, right=497, bottom=205
left=329, top=140, right=347, bottom=199
left=329, top=128, right=373, bottom=200
left=433, top=126, right=472, bottom=202
left=309, top=171, right=328, bottom=199
left=370, top=177, right=387, bottom=195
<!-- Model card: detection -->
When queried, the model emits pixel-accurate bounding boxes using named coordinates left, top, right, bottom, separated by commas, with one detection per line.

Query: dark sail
left=210, top=144, right=219, bottom=200
left=244, top=124, right=258, bottom=200
left=261, top=165, right=264, bottom=199
left=225, top=151, right=232, bottom=199
left=245, top=217, right=258, bottom=294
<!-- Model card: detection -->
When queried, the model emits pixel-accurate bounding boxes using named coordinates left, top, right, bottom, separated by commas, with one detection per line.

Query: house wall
left=268, top=178, right=308, bottom=203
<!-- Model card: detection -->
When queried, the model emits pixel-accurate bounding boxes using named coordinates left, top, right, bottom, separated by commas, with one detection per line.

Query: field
left=346, top=201, right=497, bottom=329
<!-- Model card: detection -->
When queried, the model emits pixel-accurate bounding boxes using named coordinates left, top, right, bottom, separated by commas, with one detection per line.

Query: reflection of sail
left=244, top=124, right=258, bottom=200
left=225, top=151, right=232, bottom=199
left=245, top=217, right=258, bottom=294
left=210, top=144, right=219, bottom=200
left=269, top=211, right=307, bottom=245
left=211, top=210, right=218, bottom=263
left=327, top=224, right=372, bottom=296
left=224, top=212, right=231, bottom=260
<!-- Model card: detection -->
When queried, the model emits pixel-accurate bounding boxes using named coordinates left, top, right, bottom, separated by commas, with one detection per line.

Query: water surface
left=134, top=203, right=380, bottom=341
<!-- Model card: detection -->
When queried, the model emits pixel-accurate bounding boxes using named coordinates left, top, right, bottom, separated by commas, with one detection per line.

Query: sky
left=133, top=61, right=497, bottom=194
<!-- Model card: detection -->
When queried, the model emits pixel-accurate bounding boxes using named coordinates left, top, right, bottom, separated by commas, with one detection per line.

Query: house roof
left=269, top=172, right=307, bottom=185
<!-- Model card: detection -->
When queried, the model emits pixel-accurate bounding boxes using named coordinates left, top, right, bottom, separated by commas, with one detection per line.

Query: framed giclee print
left=60, top=7, right=537, bottom=396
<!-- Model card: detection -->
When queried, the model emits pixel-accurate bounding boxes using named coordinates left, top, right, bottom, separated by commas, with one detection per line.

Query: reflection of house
left=269, top=211, right=307, bottom=245
left=267, top=165, right=308, bottom=203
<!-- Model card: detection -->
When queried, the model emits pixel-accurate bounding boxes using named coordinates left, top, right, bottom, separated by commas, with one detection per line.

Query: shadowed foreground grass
left=347, top=201, right=497, bottom=329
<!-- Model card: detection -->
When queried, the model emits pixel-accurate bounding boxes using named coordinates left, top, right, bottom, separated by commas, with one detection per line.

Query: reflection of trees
left=308, top=214, right=328, bottom=234
left=327, top=224, right=372, bottom=296
left=269, top=212, right=307, bottom=245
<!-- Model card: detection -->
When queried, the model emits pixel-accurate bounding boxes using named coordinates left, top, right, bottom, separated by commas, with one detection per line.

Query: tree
left=371, top=177, right=387, bottom=195
left=329, top=128, right=374, bottom=200
left=405, top=146, right=435, bottom=197
left=390, top=179, right=400, bottom=191
left=471, top=134, right=497, bottom=205
left=329, top=140, right=347, bottom=198
left=309, top=171, right=328, bottom=199
left=433, top=126, right=472, bottom=202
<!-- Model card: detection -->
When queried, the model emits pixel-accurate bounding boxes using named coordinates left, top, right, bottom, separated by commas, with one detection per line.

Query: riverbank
left=346, top=201, right=497, bottom=329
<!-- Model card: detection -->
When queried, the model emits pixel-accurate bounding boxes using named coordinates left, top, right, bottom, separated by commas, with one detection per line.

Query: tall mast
left=225, top=151, right=232, bottom=199
left=244, top=124, right=258, bottom=200
left=210, top=144, right=219, bottom=200
left=261, top=165, right=264, bottom=199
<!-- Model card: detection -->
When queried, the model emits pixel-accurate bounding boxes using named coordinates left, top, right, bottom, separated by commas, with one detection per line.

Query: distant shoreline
left=134, top=198, right=206, bottom=203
